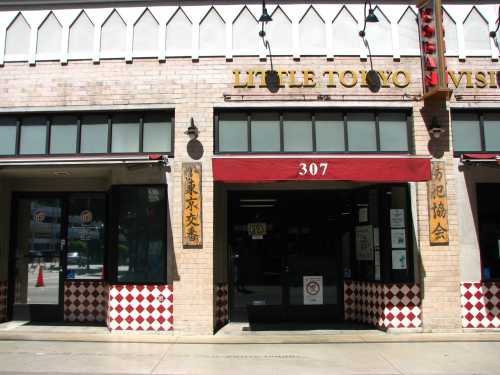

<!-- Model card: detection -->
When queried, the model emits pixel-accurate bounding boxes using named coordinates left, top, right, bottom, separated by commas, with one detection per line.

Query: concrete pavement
left=0, top=340, right=499, bottom=374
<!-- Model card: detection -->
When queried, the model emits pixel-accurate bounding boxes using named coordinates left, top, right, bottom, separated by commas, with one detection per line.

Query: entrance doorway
left=9, top=193, right=106, bottom=322
left=228, top=190, right=351, bottom=324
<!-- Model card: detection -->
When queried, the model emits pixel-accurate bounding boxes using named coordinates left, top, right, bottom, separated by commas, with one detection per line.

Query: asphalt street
left=0, top=340, right=499, bottom=375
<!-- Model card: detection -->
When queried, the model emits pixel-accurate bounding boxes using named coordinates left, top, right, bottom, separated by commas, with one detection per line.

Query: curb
left=1, top=331, right=500, bottom=344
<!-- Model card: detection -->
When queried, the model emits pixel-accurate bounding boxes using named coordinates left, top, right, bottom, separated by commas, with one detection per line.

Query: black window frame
left=214, top=108, right=414, bottom=155
left=108, top=184, right=169, bottom=285
left=0, top=110, right=175, bottom=158
left=452, top=109, right=500, bottom=156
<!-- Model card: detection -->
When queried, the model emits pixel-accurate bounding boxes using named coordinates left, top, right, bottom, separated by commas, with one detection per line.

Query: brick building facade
left=0, top=1, right=498, bottom=335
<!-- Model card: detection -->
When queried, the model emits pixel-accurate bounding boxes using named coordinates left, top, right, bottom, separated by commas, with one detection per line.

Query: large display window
left=0, top=111, right=174, bottom=157
left=215, top=110, right=413, bottom=154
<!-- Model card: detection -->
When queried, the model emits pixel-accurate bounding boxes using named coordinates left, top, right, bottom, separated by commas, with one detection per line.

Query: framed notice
left=390, top=209, right=405, bottom=228
left=355, top=225, right=374, bottom=261
left=303, top=276, right=323, bottom=305
left=392, top=250, right=408, bottom=270
left=391, top=228, right=406, bottom=249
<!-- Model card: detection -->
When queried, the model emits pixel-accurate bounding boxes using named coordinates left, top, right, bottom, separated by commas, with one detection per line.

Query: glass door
left=12, top=197, right=65, bottom=321
left=284, top=191, right=344, bottom=322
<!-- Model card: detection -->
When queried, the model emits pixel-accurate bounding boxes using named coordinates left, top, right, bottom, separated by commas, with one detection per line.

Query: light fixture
left=429, top=116, right=445, bottom=139
left=185, top=118, right=199, bottom=140
left=366, top=5, right=379, bottom=23
left=359, top=0, right=379, bottom=38
left=357, top=1, right=380, bottom=93
left=490, top=6, right=499, bottom=46
left=258, top=0, right=272, bottom=23
left=258, top=0, right=279, bottom=93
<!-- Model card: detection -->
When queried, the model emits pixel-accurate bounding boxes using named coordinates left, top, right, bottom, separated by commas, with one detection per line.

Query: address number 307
left=298, top=162, right=328, bottom=176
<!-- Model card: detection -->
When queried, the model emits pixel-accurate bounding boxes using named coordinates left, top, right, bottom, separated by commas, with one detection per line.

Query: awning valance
left=212, top=155, right=432, bottom=183
left=461, top=154, right=500, bottom=165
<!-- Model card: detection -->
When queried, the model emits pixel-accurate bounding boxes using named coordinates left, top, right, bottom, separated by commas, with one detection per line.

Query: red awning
left=212, top=155, right=432, bottom=183
left=461, top=154, right=500, bottom=165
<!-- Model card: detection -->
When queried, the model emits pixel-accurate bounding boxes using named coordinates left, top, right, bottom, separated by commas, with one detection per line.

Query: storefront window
left=315, top=113, right=345, bottom=152
left=347, top=113, right=377, bottom=151
left=113, top=186, right=167, bottom=284
left=251, top=112, right=280, bottom=152
left=143, top=112, right=172, bottom=153
left=50, top=115, right=78, bottom=154
left=111, top=113, right=141, bottom=153
left=0, top=111, right=174, bottom=156
left=0, top=117, right=17, bottom=155
left=81, top=115, right=109, bottom=153
left=20, top=117, right=47, bottom=154
left=379, top=113, right=409, bottom=152
left=483, top=113, right=500, bottom=151
left=452, top=111, right=500, bottom=153
left=452, top=112, right=482, bottom=152
left=216, top=110, right=412, bottom=154
left=283, top=112, right=313, bottom=152
left=66, top=194, right=106, bottom=280
left=219, top=113, right=248, bottom=152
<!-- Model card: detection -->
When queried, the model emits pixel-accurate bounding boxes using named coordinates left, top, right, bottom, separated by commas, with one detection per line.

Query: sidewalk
left=1, top=321, right=500, bottom=344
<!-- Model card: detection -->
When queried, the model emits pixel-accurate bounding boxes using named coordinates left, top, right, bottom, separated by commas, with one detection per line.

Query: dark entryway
left=228, top=190, right=351, bottom=324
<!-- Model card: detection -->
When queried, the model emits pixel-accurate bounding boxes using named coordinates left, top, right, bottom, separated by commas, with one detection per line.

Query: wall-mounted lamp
left=358, top=0, right=380, bottom=93
left=258, top=0, right=279, bottom=93
left=185, top=118, right=199, bottom=140
left=429, top=116, right=445, bottom=139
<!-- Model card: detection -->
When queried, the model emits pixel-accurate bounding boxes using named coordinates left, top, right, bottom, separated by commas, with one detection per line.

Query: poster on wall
left=390, top=209, right=405, bottom=228
left=392, top=250, right=408, bottom=270
left=355, top=225, right=374, bottom=261
left=358, top=207, right=368, bottom=223
left=391, top=228, right=407, bottom=248
left=303, top=276, right=323, bottom=305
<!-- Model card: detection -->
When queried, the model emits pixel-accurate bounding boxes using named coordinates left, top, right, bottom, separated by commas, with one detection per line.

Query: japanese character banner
left=182, top=162, right=203, bottom=248
left=428, top=161, right=449, bottom=245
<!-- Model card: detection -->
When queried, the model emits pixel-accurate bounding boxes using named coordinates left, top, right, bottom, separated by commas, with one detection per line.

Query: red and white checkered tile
left=0, top=281, right=7, bottom=323
left=382, top=284, right=422, bottom=329
left=344, top=281, right=422, bottom=329
left=107, top=285, right=173, bottom=331
left=215, top=283, right=228, bottom=329
left=63, top=281, right=108, bottom=323
left=461, top=282, right=500, bottom=328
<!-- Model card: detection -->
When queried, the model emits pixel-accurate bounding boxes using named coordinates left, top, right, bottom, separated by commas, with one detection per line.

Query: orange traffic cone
left=36, top=264, right=44, bottom=287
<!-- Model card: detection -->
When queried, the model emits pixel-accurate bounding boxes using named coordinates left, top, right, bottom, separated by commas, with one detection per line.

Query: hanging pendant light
left=259, top=0, right=272, bottom=23
left=366, top=3, right=379, bottom=23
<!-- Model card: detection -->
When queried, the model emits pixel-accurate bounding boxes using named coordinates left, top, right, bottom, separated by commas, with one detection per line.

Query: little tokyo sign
left=233, top=68, right=411, bottom=89
left=232, top=69, right=500, bottom=90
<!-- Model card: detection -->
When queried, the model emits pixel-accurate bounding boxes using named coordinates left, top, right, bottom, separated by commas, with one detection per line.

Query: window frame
left=214, top=108, right=414, bottom=154
left=108, top=184, right=169, bottom=285
left=452, top=109, right=500, bottom=156
left=0, top=110, right=175, bottom=158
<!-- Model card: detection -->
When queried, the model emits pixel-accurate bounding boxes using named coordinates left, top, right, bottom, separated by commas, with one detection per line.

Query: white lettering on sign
left=298, top=162, right=328, bottom=176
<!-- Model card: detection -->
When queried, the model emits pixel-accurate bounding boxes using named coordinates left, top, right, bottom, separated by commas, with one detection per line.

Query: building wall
left=0, top=26, right=497, bottom=333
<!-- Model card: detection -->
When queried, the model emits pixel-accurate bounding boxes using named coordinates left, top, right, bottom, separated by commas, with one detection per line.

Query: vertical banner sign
left=182, top=163, right=203, bottom=248
left=428, top=161, right=449, bottom=245
left=417, top=0, right=451, bottom=99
